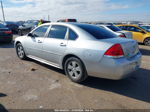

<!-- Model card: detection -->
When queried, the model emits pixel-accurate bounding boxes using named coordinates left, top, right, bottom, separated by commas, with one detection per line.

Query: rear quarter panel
left=61, top=39, right=113, bottom=69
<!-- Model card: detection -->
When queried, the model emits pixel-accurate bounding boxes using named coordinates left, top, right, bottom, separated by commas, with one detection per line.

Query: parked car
left=140, top=25, right=150, bottom=31
left=16, top=21, right=25, bottom=27
left=18, top=20, right=39, bottom=36
left=2, top=21, right=19, bottom=34
left=57, top=19, right=77, bottom=22
left=0, top=23, right=13, bottom=43
left=15, top=23, right=141, bottom=83
left=117, top=24, right=150, bottom=45
left=97, top=25, right=132, bottom=39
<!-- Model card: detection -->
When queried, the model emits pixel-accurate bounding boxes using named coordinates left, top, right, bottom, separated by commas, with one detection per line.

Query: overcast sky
left=1, top=0, right=150, bottom=22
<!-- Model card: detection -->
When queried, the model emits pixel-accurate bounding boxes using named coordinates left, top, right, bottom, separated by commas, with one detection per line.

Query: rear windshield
left=107, top=25, right=122, bottom=32
left=0, top=23, right=6, bottom=28
left=77, top=24, right=116, bottom=39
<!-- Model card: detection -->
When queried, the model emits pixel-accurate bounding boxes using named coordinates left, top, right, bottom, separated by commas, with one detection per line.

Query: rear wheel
left=16, top=43, right=27, bottom=60
left=144, top=38, right=150, bottom=46
left=64, top=57, right=88, bottom=83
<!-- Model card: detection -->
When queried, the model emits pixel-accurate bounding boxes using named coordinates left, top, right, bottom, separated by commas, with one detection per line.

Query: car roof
left=117, top=24, right=138, bottom=27
left=41, top=22, right=94, bottom=26
left=97, top=25, right=110, bottom=27
left=141, top=25, right=150, bottom=26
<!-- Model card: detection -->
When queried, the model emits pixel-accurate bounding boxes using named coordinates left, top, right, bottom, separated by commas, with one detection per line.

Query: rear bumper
left=0, top=36, right=13, bottom=43
left=86, top=52, right=142, bottom=80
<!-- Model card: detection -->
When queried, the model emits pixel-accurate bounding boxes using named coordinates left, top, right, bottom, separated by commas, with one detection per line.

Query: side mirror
left=28, top=33, right=34, bottom=37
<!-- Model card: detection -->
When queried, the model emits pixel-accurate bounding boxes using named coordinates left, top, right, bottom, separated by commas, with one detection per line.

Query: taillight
left=119, top=34, right=126, bottom=38
left=4, top=31, right=12, bottom=34
left=104, top=44, right=124, bottom=58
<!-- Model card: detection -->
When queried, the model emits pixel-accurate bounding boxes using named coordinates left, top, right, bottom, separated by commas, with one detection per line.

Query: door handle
left=60, top=43, right=66, bottom=47
left=37, top=40, right=42, bottom=43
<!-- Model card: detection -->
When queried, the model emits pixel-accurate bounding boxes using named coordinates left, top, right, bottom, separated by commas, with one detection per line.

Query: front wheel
left=144, top=38, right=150, bottom=46
left=16, top=43, right=27, bottom=60
left=64, top=57, right=88, bottom=83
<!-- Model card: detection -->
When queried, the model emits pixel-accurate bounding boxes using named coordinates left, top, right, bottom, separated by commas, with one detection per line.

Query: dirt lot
left=0, top=36, right=150, bottom=110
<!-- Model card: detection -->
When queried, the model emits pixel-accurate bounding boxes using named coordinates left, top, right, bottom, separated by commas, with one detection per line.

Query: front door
left=23, top=25, right=50, bottom=58
left=42, top=25, right=68, bottom=66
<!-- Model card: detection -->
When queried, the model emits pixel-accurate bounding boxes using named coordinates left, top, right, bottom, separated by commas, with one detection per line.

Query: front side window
left=32, top=25, right=49, bottom=37
left=48, top=25, right=67, bottom=39
left=139, top=26, right=150, bottom=32
left=68, top=29, right=78, bottom=40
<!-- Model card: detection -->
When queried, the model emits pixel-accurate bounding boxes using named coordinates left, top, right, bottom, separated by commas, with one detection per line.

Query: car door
left=23, top=25, right=49, bottom=58
left=126, top=26, right=145, bottom=42
left=42, top=25, right=68, bottom=66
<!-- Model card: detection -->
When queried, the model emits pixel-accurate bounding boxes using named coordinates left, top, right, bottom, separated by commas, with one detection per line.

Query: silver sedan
left=15, top=23, right=142, bottom=83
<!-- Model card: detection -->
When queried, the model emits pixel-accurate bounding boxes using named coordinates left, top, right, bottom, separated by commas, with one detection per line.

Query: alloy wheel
left=67, top=61, right=82, bottom=79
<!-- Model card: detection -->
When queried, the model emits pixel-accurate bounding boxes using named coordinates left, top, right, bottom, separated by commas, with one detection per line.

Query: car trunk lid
left=121, top=40, right=139, bottom=58
left=117, top=31, right=132, bottom=39
left=101, top=38, right=139, bottom=58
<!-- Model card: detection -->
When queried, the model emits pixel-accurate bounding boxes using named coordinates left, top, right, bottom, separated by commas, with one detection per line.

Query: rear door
left=42, top=25, right=68, bottom=65
left=23, top=25, right=49, bottom=58
left=126, top=26, right=145, bottom=42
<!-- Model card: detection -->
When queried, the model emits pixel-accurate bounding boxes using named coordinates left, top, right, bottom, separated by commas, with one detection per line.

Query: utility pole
left=48, top=15, right=50, bottom=21
left=1, top=0, right=6, bottom=22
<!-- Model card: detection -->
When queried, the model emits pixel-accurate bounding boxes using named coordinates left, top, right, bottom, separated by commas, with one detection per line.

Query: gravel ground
left=0, top=36, right=150, bottom=110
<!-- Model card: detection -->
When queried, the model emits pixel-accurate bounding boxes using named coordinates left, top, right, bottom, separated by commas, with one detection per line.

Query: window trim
left=67, top=28, right=78, bottom=41
left=30, top=25, right=50, bottom=38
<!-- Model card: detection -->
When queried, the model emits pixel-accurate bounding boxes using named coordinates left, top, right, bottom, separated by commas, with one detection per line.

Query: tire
left=16, top=43, right=27, bottom=60
left=144, top=38, right=150, bottom=46
left=64, top=57, right=88, bottom=83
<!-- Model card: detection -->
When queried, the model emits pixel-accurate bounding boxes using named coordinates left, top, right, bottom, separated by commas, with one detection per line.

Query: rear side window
left=118, top=26, right=127, bottom=30
left=107, top=25, right=122, bottom=32
left=68, top=29, right=78, bottom=40
left=32, top=25, right=49, bottom=37
left=77, top=24, right=116, bottom=39
left=48, top=25, right=67, bottom=39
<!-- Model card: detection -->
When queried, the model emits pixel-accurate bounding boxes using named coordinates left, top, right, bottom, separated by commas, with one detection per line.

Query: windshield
left=107, top=25, right=122, bottom=32
left=0, top=23, right=7, bottom=28
left=139, top=26, right=150, bottom=32
left=77, top=24, right=117, bottom=39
